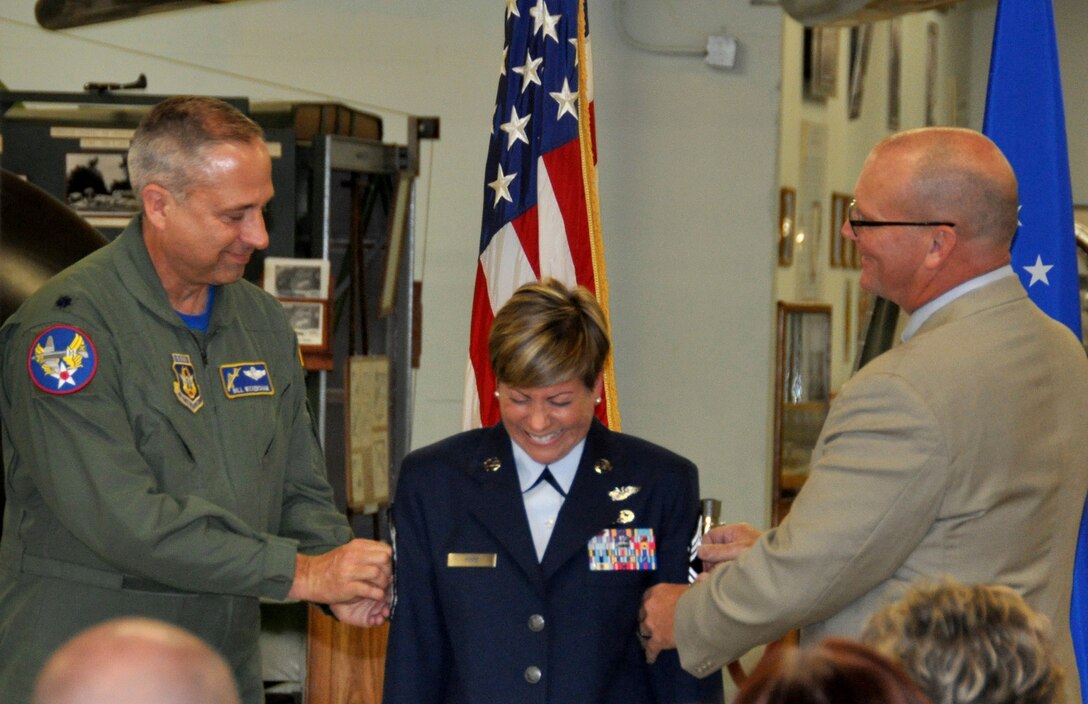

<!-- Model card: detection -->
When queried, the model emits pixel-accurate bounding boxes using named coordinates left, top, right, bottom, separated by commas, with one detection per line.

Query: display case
left=772, top=302, right=831, bottom=525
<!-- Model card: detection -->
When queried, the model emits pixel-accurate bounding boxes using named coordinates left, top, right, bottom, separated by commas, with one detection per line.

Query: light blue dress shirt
left=512, top=439, right=584, bottom=561
left=901, top=265, right=1015, bottom=342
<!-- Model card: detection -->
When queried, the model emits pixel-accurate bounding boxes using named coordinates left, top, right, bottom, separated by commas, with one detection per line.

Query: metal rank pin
left=483, top=457, right=502, bottom=473
left=593, top=459, right=613, bottom=475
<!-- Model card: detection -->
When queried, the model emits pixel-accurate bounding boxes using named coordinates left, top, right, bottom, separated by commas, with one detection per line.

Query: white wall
left=593, top=0, right=782, bottom=524
left=0, top=0, right=782, bottom=525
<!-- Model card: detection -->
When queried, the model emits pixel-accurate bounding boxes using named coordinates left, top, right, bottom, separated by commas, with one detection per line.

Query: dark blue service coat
left=383, top=420, right=723, bottom=704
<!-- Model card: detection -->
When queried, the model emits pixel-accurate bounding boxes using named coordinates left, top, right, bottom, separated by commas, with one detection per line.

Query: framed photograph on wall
left=772, top=301, right=832, bottom=524
left=830, top=192, right=852, bottom=268
left=1076, top=205, right=1088, bottom=351
left=779, top=187, right=797, bottom=267
left=1075, top=205, right=1088, bottom=242
left=345, top=355, right=391, bottom=512
left=803, top=27, right=840, bottom=101
left=263, top=257, right=330, bottom=300
left=847, top=25, right=873, bottom=120
left=279, top=299, right=330, bottom=354
left=887, top=18, right=902, bottom=131
left=64, top=152, right=139, bottom=229
left=925, top=22, right=939, bottom=126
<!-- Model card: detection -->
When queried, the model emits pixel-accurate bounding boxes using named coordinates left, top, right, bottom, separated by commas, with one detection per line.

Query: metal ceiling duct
left=781, top=0, right=963, bottom=26
left=35, top=0, right=244, bottom=30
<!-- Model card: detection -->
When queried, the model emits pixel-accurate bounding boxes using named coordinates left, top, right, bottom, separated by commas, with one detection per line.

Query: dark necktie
left=526, top=466, right=566, bottom=497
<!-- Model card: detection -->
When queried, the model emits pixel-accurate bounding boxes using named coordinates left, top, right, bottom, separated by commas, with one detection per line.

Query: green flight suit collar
left=112, top=214, right=245, bottom=335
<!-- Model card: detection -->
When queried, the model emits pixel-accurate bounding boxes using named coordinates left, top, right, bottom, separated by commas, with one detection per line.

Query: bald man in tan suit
left=640, top=127, right=1088, bottom=703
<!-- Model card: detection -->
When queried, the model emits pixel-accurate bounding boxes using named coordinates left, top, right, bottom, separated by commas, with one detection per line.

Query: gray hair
left=861, top=578, right=1062, bottom=704
left=128, top=95, right=264, bottom=200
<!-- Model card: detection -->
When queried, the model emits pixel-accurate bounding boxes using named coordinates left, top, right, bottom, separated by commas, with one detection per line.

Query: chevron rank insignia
left=28, top=325, right=97, bottom=395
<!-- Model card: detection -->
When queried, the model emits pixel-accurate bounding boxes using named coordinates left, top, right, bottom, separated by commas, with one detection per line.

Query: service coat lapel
left=463, top=425, right=546, bottom=593
left=540, top=422, right=622, bottom=580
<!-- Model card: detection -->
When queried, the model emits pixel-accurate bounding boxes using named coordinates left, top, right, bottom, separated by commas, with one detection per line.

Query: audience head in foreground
left=861, top=578, right=1062, bottom=704
left=733, top=637, right=930, bottom=704
left=33, top=617, right=241, bottom=704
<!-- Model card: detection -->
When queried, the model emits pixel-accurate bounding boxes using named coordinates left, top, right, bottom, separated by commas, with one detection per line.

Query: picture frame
left=887, top=18, right=902, bottom=131
left=847, top=25, right=872, bottom=121
left=830, top=192, right=853, bottom=268
left=345, top=355, right=391, bottom=513
left=64, top=152, right=139, bottom=229
left=379, top=172, right=412, bottom=318
left=263, top=257, right=330, bottom=301
left=279, top=299, right=330, bottom=353
left=925, top=22, right=939, bottom=126
left=779, top=187, right=797, bottom=267
left=1075, top=205, right=1088, bottom=351
left=803, top=27, right=840, bottom=102
left=772, top=301, right=832, bottom=525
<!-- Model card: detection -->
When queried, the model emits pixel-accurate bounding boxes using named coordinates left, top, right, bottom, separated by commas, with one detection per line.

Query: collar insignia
left=28, top=325, right=97, bottom=395
left=483, top=457, right=502, bottom=473
left=609, top=486, right=640, bottom=501
left=171, top=353, right=203, bottom=413
left=594, top=459, right=613, bottom=475
left=220, top=362, right=274, bottom=398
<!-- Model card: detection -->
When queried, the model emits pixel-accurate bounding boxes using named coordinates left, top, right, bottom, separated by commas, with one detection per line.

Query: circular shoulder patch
left=27, top=324, right=98, bottom=395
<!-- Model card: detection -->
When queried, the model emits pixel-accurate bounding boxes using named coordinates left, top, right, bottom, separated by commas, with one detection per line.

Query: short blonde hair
left=489, top=278, right=610, bottom=390
left=861, top=578, right=1062, bottom=704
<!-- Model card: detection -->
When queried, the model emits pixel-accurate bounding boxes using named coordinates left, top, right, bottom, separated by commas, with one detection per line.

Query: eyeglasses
left=847, top=199, right=955, bottom=234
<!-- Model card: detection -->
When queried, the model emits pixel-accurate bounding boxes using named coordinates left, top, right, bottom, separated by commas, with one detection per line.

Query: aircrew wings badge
left=28, top=325, right=97, bottom=395
left=219, top=362, right=274, bottom=398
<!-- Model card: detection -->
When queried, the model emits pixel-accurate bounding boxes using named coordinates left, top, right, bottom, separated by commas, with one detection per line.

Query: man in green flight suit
left=0, top=96, right=392, bottom=704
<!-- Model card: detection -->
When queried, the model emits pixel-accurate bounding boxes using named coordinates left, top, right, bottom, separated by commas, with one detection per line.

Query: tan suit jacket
left=676, top=276, right=1088, bottom=702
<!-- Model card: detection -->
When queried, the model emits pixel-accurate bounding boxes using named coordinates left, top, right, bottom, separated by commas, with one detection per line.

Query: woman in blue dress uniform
left=383, top=279, right=722, bottom=704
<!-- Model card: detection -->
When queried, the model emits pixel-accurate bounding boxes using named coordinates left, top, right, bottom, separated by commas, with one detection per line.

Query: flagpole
left=575, top=0, right=620, bottom=430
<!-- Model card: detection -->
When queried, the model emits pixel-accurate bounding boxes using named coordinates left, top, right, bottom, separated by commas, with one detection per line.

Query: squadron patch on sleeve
left=27, top=325, right=98, bottom=395
left=219, top=362, right=274, bottom=398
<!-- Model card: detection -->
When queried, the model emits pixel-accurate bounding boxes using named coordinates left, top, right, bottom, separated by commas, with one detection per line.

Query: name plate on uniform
left=447, top=553, right=498, bottom=568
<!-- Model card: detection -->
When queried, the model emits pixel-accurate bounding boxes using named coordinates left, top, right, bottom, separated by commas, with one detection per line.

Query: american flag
left=462, top=0, right=619, bottom=430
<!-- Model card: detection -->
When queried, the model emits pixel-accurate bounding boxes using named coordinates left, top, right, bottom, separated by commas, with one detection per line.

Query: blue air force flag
left=982, top=1, right=1087, bottom=698
left=982, top=0, right=1079, bottom=337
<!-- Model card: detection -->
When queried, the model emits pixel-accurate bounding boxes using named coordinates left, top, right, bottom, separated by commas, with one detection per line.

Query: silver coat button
left=528, top=614, right=545, bottom=632
left=524, top=666, right=542, bottom=684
